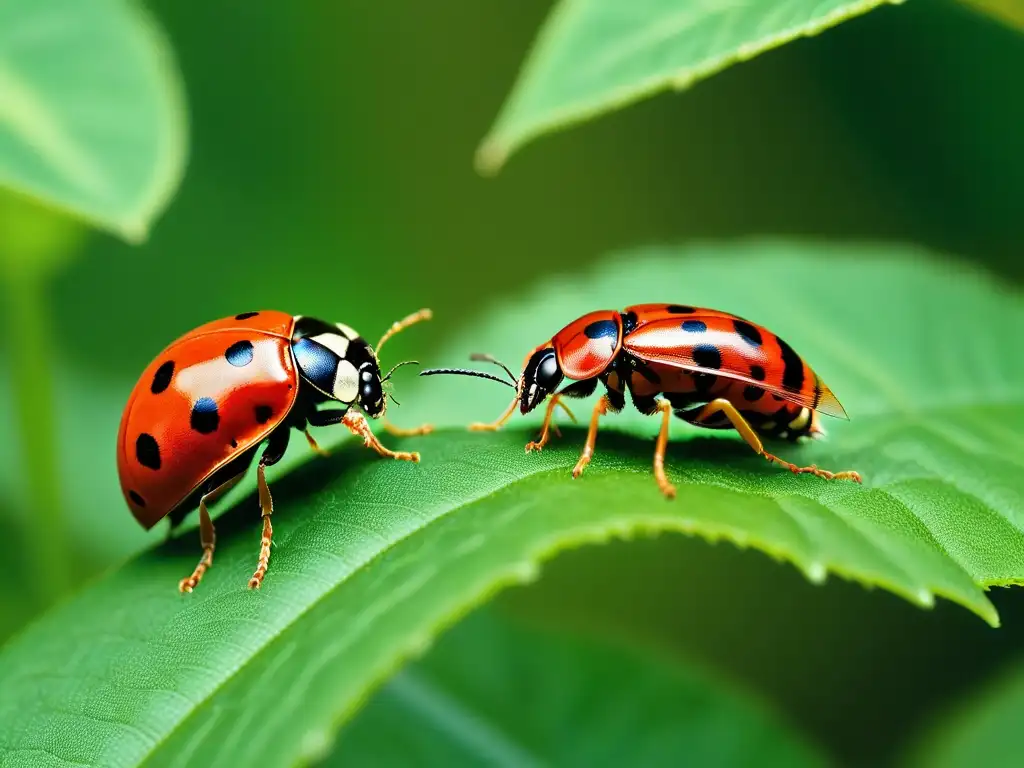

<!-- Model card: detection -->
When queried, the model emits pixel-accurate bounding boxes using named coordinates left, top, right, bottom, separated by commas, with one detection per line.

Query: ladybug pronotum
left=422, top=303, right=861, bottom=497
left=117, top=309, right=431, bottom=592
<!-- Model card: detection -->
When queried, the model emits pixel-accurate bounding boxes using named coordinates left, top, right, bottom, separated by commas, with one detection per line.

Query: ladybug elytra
left=116, top=309, right=432, bottom=592
left=421, top=303, right=861, bottom=497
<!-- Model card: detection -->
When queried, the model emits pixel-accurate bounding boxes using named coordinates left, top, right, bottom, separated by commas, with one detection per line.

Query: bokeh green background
left=1, top=0, right=1022, bottom=763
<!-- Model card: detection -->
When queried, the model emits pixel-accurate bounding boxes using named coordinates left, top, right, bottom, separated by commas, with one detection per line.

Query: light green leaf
left=903, top=658, right=1024, bottom=767
left=329, top=608, right=826, bottom=767
left=477, top=0, right=901, bottom=173
left=0, top=0, right=187, bottom=242
left=0, top=242, right=1019, bottom=768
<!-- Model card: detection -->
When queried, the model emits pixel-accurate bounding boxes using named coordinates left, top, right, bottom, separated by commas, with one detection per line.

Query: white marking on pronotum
left=311, top=332, right=350, bottom=359
left=335, top=322, right=359, bottom=340
left=333, top=360, right=359, bottom=403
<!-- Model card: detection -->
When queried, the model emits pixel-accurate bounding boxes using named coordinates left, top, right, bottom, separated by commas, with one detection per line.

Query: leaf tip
left=298, top=726, right=335, bottom=765
left=474, top=139, right=508, bottom=177
left=119, top=219, right=150, bottom=245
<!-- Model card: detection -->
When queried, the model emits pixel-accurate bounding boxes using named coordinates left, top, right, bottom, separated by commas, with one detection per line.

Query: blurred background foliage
left=1, top=0, right=1022, bottom=764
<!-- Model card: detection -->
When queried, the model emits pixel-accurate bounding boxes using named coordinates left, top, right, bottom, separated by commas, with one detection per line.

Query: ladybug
left=421, top=303, right=861, bottom=497
left=117, top=308, right=432, bottom=593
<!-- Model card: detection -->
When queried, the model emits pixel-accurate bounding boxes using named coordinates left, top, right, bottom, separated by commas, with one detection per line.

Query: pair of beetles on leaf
left=117, top=305, right=862, bottom=592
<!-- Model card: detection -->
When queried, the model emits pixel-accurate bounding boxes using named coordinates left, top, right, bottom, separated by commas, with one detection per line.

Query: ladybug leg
left=248, top=464, right=275, bottom=590
left=527, top=378, right=595, bottom=449
left=382, top=420, right=434, bottom=438
left=525, top=395, right=570, bottom=452
left=571, top=395, right=611, bottom=480
left=692, top=399, right=862, bottom=483
left=304, top=428, right=332, bottom=457
left=571, top=386, right=625, bottom=480
left=469, top=395, right=519, bottom=432
left=178, top=496, right=216, bottom=593
left=650, top=399, right=678, bottom=499
left=249, top=428, right=290, bottom=590
left=305, top=405, right=346, bottom=456
left=342, top=410, right=421, bottom=463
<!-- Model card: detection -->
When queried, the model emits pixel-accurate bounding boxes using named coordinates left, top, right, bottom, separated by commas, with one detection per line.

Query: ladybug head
left=358, top=360, right=386, bottom=417
left=518, top=347, right=563, bottom=414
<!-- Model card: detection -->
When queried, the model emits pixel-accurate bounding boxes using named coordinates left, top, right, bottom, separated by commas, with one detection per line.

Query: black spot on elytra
left=128, top=490, right=146, bottom=507
left=584, top=319, right=618, bottom=340
left=235, top=312, right=259, bottom=320
left=225, top=340, right=255, bottom=367
left=743, top=385, right=764, bottom=402
left=254, top=405, right=273, bottom=424
left=666, top=304, right=695, bottom=314
left=150, top=360, right=174, bottom=394
left=191, top=397, right=220, bottom=434
left=681, top=320, right=706, bottom=333
left=135, top=433, right=161, bottom=470
left=773, top=394, right=785, bottom=401
left=621, top=311, right=638, bottom=335
left=776, top=336, right=805, bottom=392
left=230, top=439, right=238, bottom=448
left=733, top=320, right=763, bottom=347
left=692, top=344, right=721, bottom=369
left=750, top=364, right=766, bottom=381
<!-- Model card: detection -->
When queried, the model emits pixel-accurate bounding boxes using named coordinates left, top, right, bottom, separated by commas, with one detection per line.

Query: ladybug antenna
left=419, top=367, right=516, bottom=390
left=387, top=391, right=401, bottom=407
left=468, top=353, right=517, bottom=385
left=382, top=360, right=419, bottom=383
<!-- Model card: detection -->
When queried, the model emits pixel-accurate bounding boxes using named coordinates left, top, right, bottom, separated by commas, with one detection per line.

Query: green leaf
left=0, top=0, right=188, bottom=242
left=477, top=0, right=900, bottom=173
left=959, top=0, right=1024, bottom=31
left=902, top=659, right=1024, bottom=767
left=329, top=608, right=826, bottom=767
left=0, top=242, right=1019, bottom=768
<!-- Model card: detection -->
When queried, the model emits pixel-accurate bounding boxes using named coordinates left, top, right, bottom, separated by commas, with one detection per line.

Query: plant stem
left=3, top=271, right=70, bottom=605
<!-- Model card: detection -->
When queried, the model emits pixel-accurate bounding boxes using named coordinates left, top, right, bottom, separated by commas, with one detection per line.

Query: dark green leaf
left=329, top=608, right=826, bottom=767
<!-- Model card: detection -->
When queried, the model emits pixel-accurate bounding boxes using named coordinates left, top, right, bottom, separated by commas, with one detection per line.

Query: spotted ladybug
left=117, top=309, right=432, bottom=592
left=421, top=303, right=860, bottom=497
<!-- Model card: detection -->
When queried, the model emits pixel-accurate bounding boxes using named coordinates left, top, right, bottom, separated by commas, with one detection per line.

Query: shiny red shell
left=550, top=309, right=623, bottom=380
left=116, top=311, right=300, bottom=529
left=544, top=303, right=846, bottom=419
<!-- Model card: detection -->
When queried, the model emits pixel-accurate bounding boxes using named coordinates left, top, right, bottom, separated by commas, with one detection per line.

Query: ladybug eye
left=536, top=352, right=562, bottom=390
left=359, top=368, right=382, bottom=409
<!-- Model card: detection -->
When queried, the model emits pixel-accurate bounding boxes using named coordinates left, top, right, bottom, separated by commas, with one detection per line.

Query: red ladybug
left=421, top=303, right=861, bottom=497
left=117, top=309, right=432, bottom=593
